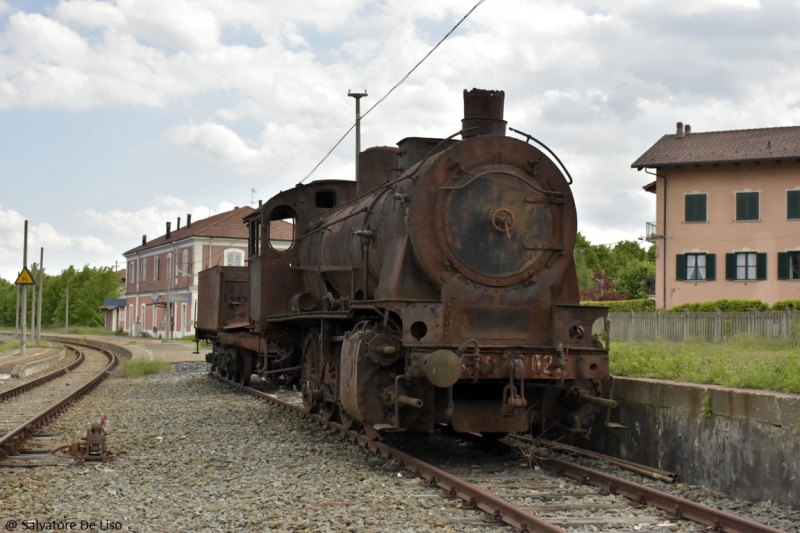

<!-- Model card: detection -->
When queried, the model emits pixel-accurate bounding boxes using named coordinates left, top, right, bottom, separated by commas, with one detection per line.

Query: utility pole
left=348, top=90, right=367, bottom=181
left=65, top=283, right=69, bottom=331
left=20, top=220, right=28, bottom=357
left=37, top=247, right=44, bottom=342
left=15, top=285, right=19, bottom=334
left=31, top=262, right=37, bottom=342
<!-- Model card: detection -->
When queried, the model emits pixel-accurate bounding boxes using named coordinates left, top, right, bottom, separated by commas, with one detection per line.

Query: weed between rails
left=116, top=358, right=173, bottom=379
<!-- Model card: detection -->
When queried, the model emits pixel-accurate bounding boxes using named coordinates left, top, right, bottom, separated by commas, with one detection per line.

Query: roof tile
left=632, top=125, right=800, bottom=168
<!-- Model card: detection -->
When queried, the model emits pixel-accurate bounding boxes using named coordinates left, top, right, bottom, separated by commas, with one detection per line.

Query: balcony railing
left=645, top=222, right=658, bottom=242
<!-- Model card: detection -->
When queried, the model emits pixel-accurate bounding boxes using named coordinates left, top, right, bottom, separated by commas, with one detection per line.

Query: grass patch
left=610, top=336, right=800, bottom=394
left=116, top=358, right=172, bottom=378
left=0, top=339, right=59, bottom=354
left=46, top=327, right=117, bottom=336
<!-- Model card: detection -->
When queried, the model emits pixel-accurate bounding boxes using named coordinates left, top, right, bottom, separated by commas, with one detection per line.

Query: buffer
left=15, top=267, right=35, bottom=285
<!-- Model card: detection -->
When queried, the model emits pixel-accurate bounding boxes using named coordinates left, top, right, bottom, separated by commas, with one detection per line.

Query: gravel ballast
left=0, top=363, right=505, bottom=533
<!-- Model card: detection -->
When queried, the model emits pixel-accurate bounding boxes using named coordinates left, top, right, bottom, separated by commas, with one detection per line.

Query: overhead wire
left=238, top=1, right=420, bottom=206
left=300, top=0, right=487, bottom=184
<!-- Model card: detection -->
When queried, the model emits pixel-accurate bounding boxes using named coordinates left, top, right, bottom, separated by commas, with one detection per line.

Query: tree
left=0, top=264, right=120, bottom=328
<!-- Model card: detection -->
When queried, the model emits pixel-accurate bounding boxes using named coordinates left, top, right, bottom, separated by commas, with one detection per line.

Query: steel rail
left=507, top=433, right=677, bottom=483
left=213, top=373, right=788, bottom=533
left=212, top=373, right=566, bottom=533
left=543, top=458, right=786, bottom=533
left=0, top=346, right=85, bottom=403
left=0, top=342, right=118, bottom=460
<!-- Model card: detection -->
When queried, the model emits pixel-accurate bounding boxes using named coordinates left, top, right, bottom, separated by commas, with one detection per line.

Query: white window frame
left=735, top=252, right=758, bottom=280
left=686, top=253, right=707, bottom=280
left=182, top=249, right=189, bottom=276
left=140, top=258, right=147, bottom=282
left=224, top=249, right=244, bottom=267
left=129, top=262, right=135, bottom=284
left=154, top=256, right=160, bottom=281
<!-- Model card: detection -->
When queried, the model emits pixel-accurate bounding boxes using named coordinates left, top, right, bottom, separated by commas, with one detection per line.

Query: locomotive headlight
left=422, top=349, right=462, bottom=388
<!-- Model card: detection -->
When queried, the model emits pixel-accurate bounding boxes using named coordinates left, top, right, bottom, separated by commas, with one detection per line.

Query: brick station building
left=122, top=207, right=255, bottom=338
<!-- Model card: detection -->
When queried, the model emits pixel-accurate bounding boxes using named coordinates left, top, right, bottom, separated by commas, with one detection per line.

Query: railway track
left=0, top=342, right=117, bottom=463
left=213, top=372, right=788, bottom=533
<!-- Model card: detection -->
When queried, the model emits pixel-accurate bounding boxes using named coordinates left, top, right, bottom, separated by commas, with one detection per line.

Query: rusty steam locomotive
left=197, top=88, right=612, bottom=438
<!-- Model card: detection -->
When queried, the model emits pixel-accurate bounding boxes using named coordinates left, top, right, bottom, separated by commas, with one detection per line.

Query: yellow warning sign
left=15, top=267, right=35, bottom=285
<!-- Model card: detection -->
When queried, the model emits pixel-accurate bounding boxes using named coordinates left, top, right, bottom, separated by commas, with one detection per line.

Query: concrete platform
left=0, top=347, right=66, bottom=377
left=77, top=335, right=207, bottom=364
left=591, top=377, right=800, bottom=509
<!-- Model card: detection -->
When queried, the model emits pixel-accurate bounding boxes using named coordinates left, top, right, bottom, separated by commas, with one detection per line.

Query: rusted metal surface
left=0, top=343, right=117, bottom=460
left=196, top=266, right=249, bottom=336
left=202, top=88, right=612, bottom=438
left=544, top=457, right=786, bottom=533
left=0, top=350, right=85, bottom=403
left=507, top=434, right=677, bottom=483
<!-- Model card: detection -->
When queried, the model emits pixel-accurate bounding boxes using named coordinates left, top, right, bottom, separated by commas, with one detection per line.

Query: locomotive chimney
left=166, top=222, right=171, bottom=240
left=186, top=214, right=191, bottom=228
left=462, top=88, right=506, bottom=139
left=676, top=121, right=684, bottom=138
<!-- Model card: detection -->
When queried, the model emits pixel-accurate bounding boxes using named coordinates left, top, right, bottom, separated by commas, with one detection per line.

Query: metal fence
left=593, top=309, right=798, bottom=342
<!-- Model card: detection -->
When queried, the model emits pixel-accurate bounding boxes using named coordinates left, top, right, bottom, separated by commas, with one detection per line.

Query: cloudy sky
left=1, top=0, right=799, bottom=281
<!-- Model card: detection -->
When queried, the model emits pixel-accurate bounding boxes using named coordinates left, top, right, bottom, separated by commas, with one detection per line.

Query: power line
left=239, top=1, right=423, bottom=206
left=300, top=0, right=488, bottom=184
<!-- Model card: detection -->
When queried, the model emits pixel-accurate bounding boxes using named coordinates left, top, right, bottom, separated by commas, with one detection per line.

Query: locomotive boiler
left=198, top=88, right=612, bottom=438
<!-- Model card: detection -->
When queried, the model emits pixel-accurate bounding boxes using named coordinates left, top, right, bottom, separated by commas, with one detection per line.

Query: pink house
left=634, top=123, right=800, bottom=309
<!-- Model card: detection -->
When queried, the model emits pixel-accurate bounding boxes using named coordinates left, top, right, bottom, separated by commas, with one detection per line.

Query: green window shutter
left=788, top=191, right=800, bottom=220
left=736, top=192, right=759, bottom=221
left=685, top=194, right=707, bottom=223
left=676, top=254, right=686, bottom=281
left=756, top=253, right=767, bottom=280
left=778, top=252, right=789, bottom=280
left=725, top=253, right=736, bottom=280
left=706, top=254, right=716, bottom=281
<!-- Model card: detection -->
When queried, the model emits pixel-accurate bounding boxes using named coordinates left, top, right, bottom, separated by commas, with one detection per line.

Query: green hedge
left=666, top=299, right=769, bottom=313
left=772, top=300, right=800, bottom=311
left=580, top=299, right=798, bottom=313
left=581, top=299, right=655, bottom=312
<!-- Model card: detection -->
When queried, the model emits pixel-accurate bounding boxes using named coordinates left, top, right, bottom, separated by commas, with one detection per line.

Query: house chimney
left=177, top=216, right=181, bottom=230
left=142, top=235, right=147, bottom=246
left=258, top=199, right=262, bottom=207
left=676, top=122, right=684, bottom=138
left=685, top=124, right=691, bottom=134
left=166, top=222, right=171, bottom=240
left=187, top=214, right=192, bottom=228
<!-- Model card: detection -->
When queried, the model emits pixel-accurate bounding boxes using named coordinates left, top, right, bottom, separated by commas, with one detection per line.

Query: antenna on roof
left=250, top=188, right=257, bottom=207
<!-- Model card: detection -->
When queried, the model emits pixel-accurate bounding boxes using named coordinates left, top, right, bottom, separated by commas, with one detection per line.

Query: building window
left=778, top=251, right=800, bottom=280
left=182, top=249, right=189, bottom=275
left=167, top=254, right=173, bottom=279
left=225, top=250, right=244, bottom=266
left=129, top=262, right=135, bottom=284
left=154, top=256, right=160, bottom=281
left=140, top=258, right=147, bottom=282
left=736, top=191, right=759, bottom=221
left=685, top=193, right=707, bottom=223
left=726, top=252, right=766, bottom=281
left=676, top=253, right=715, bottom=281
left=788, top=190, right=800, bottom=220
